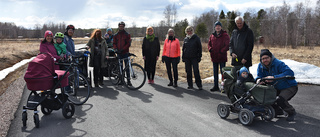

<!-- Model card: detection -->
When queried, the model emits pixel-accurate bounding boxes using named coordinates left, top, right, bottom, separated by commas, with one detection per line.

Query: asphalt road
left=7, top=75, right=320, bottom=137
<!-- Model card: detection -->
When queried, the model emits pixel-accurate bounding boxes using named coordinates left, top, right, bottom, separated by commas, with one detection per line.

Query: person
left=208, top=21, right=230, bottom=91
left=64, top=24, right=75, bottom=55
left=54, top=32, right=67, bottom=60
left=229, top=16, right=254, bottom=69
left=39, top=30, right=61, bottom=70
left=104, top=28, right=114, bottom=48
left=86, top=29, right=109, bottom=87
left=142, top=27, right=160, bottom=84
left=256, top=49, right=298, bottom=121
left=162, top=28, right=180, bottom=87
left=234, top=66, right=254, bottom=95
left=113, top=21, right=132, bottom=86
left=182, top=26, right=202, bottom=90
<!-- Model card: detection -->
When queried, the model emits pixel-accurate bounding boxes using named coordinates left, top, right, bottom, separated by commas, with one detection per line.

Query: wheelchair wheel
left=122, top=63, right=146, bottom=90
left=264, top=105, right=275, bottom=121
left=239, top=108, right=254, bottom=126
left=41, top=105, right=53, bottom=115
left=62, top=102, right=75, bottom=119
left=22, top=112, right=27, bottom=127
left=68, top=73, right=91, bottom=105
left=33, top=113, right=40, bottom=128
left=108, top=62, right=121, bottom=85
left=217, top=103, right=230, bottom=119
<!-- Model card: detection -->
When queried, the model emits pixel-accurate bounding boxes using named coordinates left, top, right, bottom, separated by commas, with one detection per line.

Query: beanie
left=214, top=21, right=222, bottom=27
left=44, top=30, right=53, bottom=38
left=239, top=67, right=249, bottom=75
left=260, top=49, right=272, bottom=58
left=106, top=28, right=112, bottom=32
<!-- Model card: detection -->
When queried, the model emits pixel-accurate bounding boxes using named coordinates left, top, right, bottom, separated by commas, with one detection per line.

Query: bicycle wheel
left=67, top=73, right=91, bottom=105
left=108, top=62, right=121, bottom=85
left=122, top=63, right=146, bottom=90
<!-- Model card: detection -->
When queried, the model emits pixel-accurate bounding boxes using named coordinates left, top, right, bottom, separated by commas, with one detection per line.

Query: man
left=64, top=25, right=75, bottom=55
left=256, top=49, right=298, bottom=121
left=113, top=21, right=132, bottom=86
left=229, top=16, right=254, bottom=69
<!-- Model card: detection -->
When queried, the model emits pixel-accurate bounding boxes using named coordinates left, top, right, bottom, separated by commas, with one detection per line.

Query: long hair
left=90, top=29, right=102, bottom=40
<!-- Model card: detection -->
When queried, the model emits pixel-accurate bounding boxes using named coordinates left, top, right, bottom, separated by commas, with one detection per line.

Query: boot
left=168, top=81, right=173, bottom=86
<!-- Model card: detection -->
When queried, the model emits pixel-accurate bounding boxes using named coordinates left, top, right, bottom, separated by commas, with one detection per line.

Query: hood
left=261, top=54, right=276, bottom=70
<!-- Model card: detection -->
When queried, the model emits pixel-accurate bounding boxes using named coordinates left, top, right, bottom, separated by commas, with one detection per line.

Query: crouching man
left=256, top=49, right=298, bottom=121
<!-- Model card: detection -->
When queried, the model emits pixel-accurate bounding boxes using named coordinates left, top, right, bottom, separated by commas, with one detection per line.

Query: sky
left=0, top=0, right=317, bottom=29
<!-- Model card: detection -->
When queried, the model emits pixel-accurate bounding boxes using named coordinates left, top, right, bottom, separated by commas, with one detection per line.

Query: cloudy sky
left=0, top=0, right=316, bottom=29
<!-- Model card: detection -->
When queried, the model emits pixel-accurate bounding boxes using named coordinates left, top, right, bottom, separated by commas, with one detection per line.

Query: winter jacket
left=113, top=30, right=131, bottom=55
left=54, top=42, right=67, bottom=56
left=142, top=37, right=160, bottom=60
left=87, top=38, right=109, bottom=68
left=162, top=38, right=180, bottom=58
left=256, top=56, right=297, bottom=90
left=63, top=35, right=75, bottom=55
left=39, top=41, right=60, bottom=70
left=208, top=30, right=230, bottom=62
left=105, top=34, right=114, bottom=48
left=182, top=34, right=202, bottom=62
left=229, top=22, right=254, bottom=67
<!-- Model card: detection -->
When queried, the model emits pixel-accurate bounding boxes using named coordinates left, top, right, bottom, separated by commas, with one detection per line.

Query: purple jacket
left=39, top=41, right=60, bottom=70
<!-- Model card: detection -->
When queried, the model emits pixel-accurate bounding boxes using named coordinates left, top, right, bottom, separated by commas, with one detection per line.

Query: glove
left=161, top=56, right=165, bottom=63
left=197, top=57, right=201, bottom=62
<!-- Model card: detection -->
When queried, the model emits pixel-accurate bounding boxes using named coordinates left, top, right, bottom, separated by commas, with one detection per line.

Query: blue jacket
left=256, top=57, right=297, bottom=90
left=63, top=35, right=75, bottom=55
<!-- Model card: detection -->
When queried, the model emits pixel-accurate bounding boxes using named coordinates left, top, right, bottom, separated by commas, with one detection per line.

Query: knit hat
left=106, top=28, right=112, bottom=32
left=260, top=49, right=272, bottom=58
left=44, top=30, right=53, bottom=38
left=214, top=21, right=222, bottom=27
left=239, top=67, right=249, bottom=75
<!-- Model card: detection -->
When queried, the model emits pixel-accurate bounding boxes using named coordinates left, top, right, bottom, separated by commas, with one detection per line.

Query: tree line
left=1, top=1, right=319, bottom=48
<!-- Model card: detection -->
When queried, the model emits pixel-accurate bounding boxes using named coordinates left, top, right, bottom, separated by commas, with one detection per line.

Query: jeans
left=213, top=62, right=226, bottom=87
left=184, top=58, right=202, bottom=88
left=118, top=53, right=130, bottom=81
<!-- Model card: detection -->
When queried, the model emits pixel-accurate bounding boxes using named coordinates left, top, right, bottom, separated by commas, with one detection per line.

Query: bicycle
left=108, top=52, right=146, bottom=90
left=57, top=52, right=91, bottom=105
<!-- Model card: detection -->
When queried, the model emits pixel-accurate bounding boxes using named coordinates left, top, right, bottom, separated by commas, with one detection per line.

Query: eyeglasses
left=261, top=57, right=270, bottom=60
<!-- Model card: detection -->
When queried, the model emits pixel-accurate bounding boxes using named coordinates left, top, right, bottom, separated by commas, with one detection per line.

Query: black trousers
left=184, top=58, right=202, bottom=88
left=144, top=57, right=157, bottom=80
left=93, top=54, right=103, bottom=84
left=164, top=57, right=179, bottom=83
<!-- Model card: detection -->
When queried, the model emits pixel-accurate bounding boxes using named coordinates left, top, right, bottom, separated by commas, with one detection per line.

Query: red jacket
left=113, top=30, right=131, bottom=55
left=39, top=41, right=60, bottom=70
left=208, top=30, right=230, bottom=62
left=162, top=38, right=180, bottom=58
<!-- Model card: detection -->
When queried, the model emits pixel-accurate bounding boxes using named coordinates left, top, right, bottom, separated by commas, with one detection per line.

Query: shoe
left=151, top=80, right=154, bottom=84
left=168, top=82, right=173, bottom=86
left=173, top=81, right=177, bottom=87
left=286, top=111, right=296, bottom=121
left=198, top=87, right=203, bottom=90
left=148, top=80, right=151, bottom=84
left=99, top=81, right=104, bottom=86
left=210, top=86, right=220, bottom=92
left=187, top=86, right=193, bottom=89
left=127, top=81, right=132, bottom=86
left=94, top=84, right=99, bottom=88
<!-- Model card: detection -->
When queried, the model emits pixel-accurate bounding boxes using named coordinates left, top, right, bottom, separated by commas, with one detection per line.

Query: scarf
left=186, top=33, right=194, bottom=39
left=146, top=34, right=155, bottom=42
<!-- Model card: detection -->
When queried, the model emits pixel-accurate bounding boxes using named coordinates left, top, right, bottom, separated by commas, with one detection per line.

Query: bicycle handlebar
left=261, top=75, right=295, bottom=81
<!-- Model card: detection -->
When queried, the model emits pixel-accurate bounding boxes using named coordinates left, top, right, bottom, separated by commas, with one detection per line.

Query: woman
left=182, top=26, right=202, bottom=90
left=86, top=29, right=109, bottom=87
left=39, top=30, right=61, bottom=70
left=162, top=28, right=180, bottom=87
left=142, top=27, right=160, bottom=84
left=208, top=21, right=230, bottom=91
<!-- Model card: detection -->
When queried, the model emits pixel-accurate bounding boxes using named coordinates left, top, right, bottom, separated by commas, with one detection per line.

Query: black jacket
left=229, top=22, right=254, bottom=67
left=182, top=34, right=202, bottom=61
left=142, top=37, right=160, bottom=60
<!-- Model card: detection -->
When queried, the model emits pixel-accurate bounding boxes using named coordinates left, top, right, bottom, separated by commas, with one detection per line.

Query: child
left=54, top=32, right=67, bottom=60
left=234, top=67, right=255, bottom=95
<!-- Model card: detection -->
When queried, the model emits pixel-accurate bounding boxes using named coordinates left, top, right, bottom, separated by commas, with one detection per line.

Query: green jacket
left=54, top=42, right=67, bottom=56
left=86, top=38, right=109, bottom=68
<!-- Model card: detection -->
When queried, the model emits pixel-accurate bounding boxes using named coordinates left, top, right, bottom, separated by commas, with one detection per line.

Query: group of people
left=39, top=16, right=298, bottom=121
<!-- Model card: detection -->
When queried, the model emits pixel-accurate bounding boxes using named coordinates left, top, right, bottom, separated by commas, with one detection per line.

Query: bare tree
left=163, top=4, right=172, bottom=27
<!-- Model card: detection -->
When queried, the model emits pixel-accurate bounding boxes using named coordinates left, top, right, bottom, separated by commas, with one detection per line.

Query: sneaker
left=148, top=80, right=151, bottom=84
left=286, top=111, right=296, bottom=121
left=210, top=86, right=219, bottom=92
left=151, top=80, right=154, bottom=84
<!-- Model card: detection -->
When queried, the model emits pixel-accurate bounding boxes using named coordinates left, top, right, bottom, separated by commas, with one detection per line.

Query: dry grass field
left=0, top=38, right=320, bottom=96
